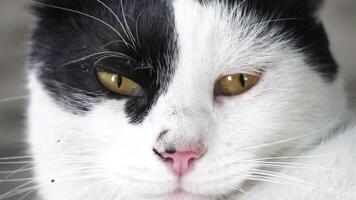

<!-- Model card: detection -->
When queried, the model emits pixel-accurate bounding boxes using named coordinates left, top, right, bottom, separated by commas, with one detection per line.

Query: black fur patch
left=31, top=0, right=177, bottom=123
left=31, top=0, right=338, bottom=124
left=197, top=0, right=337, bottom=81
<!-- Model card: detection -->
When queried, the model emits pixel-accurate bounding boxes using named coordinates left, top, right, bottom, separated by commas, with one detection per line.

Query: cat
left=25, top=0, right=356, bottom=199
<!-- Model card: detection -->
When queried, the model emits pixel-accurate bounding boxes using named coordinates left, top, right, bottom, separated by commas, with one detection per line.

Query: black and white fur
left=27, top=0, right=355, bottom=199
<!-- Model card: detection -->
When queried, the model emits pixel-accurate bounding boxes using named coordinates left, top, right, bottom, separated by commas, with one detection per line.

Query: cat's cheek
left=81, top=101, right=178, bottom=195
left=182, top=150, right=256, bottom=195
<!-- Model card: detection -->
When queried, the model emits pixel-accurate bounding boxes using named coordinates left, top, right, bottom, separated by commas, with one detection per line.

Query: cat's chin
left=131, top=182, right=217, bottom=200
left=141, top=189, right=214, bottom=200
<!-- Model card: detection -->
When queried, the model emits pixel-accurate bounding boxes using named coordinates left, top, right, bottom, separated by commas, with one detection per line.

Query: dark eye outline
left=214, top=73, right=260, bottom=97
left=96, top=71, right=144, bottom=98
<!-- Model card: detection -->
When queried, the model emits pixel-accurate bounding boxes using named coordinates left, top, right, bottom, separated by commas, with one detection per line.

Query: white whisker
left=17, top=190, right=34, bottom=200
left=0, top=164, right=31, bottom=184
left=33, top=2, right=134, bottom=50
left=0, top=180, right=35, bottom=200
left=0, top=96, right=29, bottom=104
left=120, top=0, right=137, bottom=46
left=95, top=0, right=137, bottom=50
left=245, top=18, right=302, bottom=30
left=59, top=51, right=127, bottom=68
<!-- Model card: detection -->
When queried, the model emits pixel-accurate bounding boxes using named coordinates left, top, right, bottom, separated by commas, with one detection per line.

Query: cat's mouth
left=165, top=190, right=205, bottom=200
left=164, top=186, right=214, bottom=200
left=142, top=184, right=211, bottom=200
left=171, top=187, right=190, bottom=196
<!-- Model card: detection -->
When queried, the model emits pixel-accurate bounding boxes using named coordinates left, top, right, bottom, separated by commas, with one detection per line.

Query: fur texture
left=27, top=0, right=355, bottom=199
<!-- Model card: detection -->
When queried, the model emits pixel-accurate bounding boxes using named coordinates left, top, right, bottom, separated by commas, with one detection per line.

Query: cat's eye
left=97, top=71, right=143, bottom=97
left=215, top=73, right=260, bottom=96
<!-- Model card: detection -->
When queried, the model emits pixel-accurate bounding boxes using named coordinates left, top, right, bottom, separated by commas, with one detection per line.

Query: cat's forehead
left=31, top=0, right=337, bottom=123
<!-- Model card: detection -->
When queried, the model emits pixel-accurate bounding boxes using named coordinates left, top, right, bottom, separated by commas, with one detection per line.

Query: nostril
left=164, top=157, right=174, bottom=165
left=188, top=157, right=196, bottom=167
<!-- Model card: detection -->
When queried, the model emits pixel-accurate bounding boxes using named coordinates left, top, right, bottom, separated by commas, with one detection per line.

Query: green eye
left=216, top=73, right=259, bottom=96
left=97, top=71, right=143, bottom=97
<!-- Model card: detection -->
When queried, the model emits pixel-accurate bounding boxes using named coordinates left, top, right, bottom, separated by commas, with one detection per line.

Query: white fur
left=236, top=125, right=356, bottom=200
left=27, top=0, right=355, bottom=200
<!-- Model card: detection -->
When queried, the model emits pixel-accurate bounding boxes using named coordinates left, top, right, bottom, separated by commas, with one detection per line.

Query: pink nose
left=161, top=151, right=202, bottom=176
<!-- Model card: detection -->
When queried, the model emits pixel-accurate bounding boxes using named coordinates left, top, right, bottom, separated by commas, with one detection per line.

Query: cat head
left=29, top=0, right=347, bottom=199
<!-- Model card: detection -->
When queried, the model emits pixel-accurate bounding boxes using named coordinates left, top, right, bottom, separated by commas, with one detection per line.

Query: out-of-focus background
left=0, top=0, right=355, bottom=199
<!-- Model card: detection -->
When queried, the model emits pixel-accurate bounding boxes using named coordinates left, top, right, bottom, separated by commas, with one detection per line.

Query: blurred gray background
left=0, top=0, right=355, bottom=199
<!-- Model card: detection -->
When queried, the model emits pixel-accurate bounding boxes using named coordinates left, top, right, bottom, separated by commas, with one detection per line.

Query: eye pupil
left=239, top=74, right=246, bottom=88
left=110, top=75, right=123, bottom=88
left=116, top=75, right=123, bottom=88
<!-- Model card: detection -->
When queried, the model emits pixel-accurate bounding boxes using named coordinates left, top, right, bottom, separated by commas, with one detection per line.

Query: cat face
left=29, top=0, right=347, bottom=199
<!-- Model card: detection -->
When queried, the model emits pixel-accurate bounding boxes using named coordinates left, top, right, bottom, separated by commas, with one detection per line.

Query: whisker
left=59, top=51, right=128, bottom=68
left=246, top=175, right=302, bottom=188
left=0, top=156, right=34, bottom=161
left=0, top=168, right=35, bottom=175
left=0, top=162, right=34, bottom=165
left=120, top=0, right=137, bottom=46
left=0, top=180, right=35, bottom=200
left=0, top=155, right=88, bottom=161
left=61, top=179, right=110, bottom=200
left=230, top=186, right=262, bottom=200
left=249, top=168, right=347, bottom=194
left=253, top=154, right=325, bottom=161
left=101, top=40, right=126, bottom=48
left=218, top=188, right=233, bottom=200
left=1, top=171, right=105, bottom=199
left=0, top=177, right=35, bottom=183
left=242, top=159, right=344, bottom=170
left=99, top=185, right=118, bottom=200
left=17, top=190, right=34, bottom=200
left=245, top=162, right=342, bottom=172
left=0, top=164, right=31, bottom=184
left=0, top=96, right=29, bottom=104
left=245, top=18, right=302, bottom=30
left=134, top=9, right=146, bottom=48
left=223, top=113, right=346, bottom=155
left=91, top=55, right=130, bottom=73
left=238, top=126, right=334, bottom=152
left=33, top=2, right=134, bottom=50
left=0, top=158, right=95, bottom=165
left=95, top=0, right=137, bottom=50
